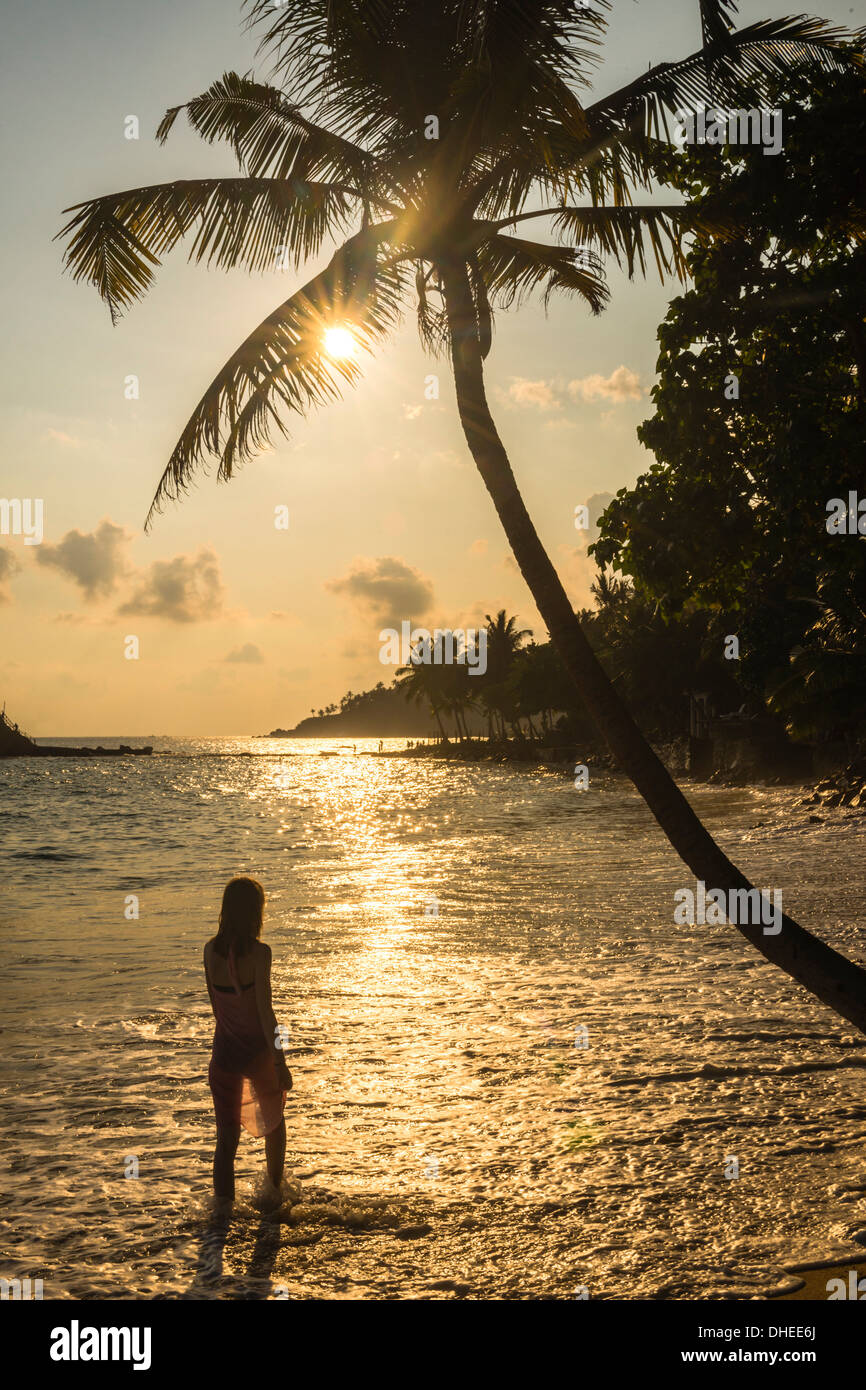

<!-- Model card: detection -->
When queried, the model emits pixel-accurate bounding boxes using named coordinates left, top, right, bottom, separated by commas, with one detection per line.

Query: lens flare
left=324, top=327, right=357, bottom=359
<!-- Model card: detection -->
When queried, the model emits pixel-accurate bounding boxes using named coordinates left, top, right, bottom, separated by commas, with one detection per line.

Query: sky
left=0, top=0, right=860, bottom=735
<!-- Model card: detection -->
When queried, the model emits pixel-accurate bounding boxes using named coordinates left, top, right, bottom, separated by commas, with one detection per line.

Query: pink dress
left=208, top=948, right=286, bottom=1136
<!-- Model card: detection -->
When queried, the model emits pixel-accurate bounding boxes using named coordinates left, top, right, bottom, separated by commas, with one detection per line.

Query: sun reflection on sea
left=3, top=736, right=865, bottom=1296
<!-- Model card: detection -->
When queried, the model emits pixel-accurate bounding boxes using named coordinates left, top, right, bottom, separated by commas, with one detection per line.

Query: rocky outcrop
left=800, top=760, right=866, bottom=809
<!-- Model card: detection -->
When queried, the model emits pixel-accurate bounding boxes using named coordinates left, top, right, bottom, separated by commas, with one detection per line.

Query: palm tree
left=435, top=636, right=477, bottom=741
left=590, top=571, right=629, bottom=612
left=58, top=1, right=866, bottom=1031
left=481, top=609, right=532, bottom=737
left=485, top=611, right=532, bottom=675
left=396, top=650, right=451, bottom=742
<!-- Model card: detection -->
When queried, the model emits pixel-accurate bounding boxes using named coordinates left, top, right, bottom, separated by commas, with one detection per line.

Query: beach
left=2, top=738, right=865, bottom=1299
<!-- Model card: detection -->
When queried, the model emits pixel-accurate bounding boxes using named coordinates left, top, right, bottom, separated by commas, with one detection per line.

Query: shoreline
left=7, top=732, right=865, bottom=814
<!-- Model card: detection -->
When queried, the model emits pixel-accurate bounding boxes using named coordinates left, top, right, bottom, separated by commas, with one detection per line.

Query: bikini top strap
left=227, top=945, right=243, bottom=996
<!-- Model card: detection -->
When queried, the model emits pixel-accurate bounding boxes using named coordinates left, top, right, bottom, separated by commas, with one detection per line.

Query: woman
left=204, top=876, right=292, bottom=1204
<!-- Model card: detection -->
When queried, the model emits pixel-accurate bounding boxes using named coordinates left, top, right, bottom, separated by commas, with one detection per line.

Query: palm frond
left=58, top=177, right=356, bottom=322
left=551, top=204, right=696, bottom=281
left=588, top=17, right=853, bottom=138
left=468, top=115, right=662, bottom=220
left=244, top=0, right=414, bottom=149
left=145, top=227, right=407, bottom=529
left=157, top=71, right=384, bottom=196
left=481, top=202, right=737, bottom=282
left=476, top=234, right=609, bottom=315
left=700, top=0, right=739, bottom=50
left=414, top=264, right=451, bottom=357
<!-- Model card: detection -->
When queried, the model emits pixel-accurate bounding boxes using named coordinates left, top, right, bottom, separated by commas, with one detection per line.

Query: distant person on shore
left=203, top=877, right=292, bottom=1208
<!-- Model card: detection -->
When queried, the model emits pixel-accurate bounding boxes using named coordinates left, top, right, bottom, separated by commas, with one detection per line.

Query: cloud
left=507, top=377, right=559, bottom=409
left=560, top=491, right=616, bottom=607
left=224, top=643, right=264, bottom=664
left=36, top=520, right=131, bottom=599
left=568, top=365, right=643, bottom=403
left=118, top=547, right=225, bottom=623
left=325, top=555, right=435, bottom=627
left=0, top=546, right=21, bottom=604
left=585, top=491, right=615, bottom=532
left=556, top=544, right=600, bottom=610
left=44, top=429, right=82, bottom=448
left=53, top=611, right=99, bottom=625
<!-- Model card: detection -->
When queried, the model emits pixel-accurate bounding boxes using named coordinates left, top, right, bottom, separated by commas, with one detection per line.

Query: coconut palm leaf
left=476, top=234, right=609, bottom=314
left=482, top=204, right=732, bottom=285
left=413, top=264, right=451, bottom=357
left=58, top=177, right=357, bottom=322
left=145, top=227, right=407, bottom=527
left=467, top=116, right=662, bottom=224
left=551, top=204, right=700, bottom=280
left=700, top=0, right=739, bottom=50
left=156, top=71, right=390, bottom=200
left=246, top=0, right=420, bottom=151
left=588, top=17, right=851, bottom=138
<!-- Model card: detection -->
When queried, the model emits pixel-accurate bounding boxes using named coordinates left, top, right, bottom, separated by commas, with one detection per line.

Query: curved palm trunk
left=442, top=259, right=866, bottom=1034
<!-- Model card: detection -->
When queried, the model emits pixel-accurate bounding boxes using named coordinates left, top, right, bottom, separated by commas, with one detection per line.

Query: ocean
left=1, top=737, right=865, bottom=1299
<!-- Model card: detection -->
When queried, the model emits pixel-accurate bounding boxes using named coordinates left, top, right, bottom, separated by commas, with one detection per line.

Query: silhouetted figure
left=204, top=877, right=292, bottom=1207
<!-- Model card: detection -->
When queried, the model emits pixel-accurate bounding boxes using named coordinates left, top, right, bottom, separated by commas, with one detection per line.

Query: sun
left=323, top=326, right=357, bottom=360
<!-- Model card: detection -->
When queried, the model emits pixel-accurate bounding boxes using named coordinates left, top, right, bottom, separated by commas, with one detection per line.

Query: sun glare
left=324, top=326, right=357, bottom=360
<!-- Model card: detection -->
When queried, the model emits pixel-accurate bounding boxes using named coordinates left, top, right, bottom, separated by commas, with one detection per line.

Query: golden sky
left=1, top=0, right=855, bottom=734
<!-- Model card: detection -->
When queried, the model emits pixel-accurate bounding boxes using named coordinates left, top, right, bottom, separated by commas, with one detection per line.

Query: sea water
left=1, top=738, right=864, bottom=1299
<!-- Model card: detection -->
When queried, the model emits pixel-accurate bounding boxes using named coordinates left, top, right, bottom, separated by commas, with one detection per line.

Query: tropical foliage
left=593, top=57, right=866, bottom=743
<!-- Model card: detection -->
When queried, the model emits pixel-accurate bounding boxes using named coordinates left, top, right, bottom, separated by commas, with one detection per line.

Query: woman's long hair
left=213, top=876, right=265, bottom=958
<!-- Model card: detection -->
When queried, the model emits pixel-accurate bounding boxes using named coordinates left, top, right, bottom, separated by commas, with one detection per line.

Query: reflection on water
left=1, top=738, right=865, bottom=1299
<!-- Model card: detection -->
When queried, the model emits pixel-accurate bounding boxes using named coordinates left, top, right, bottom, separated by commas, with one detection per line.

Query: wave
left=611, top=1056, right=866, bottom=1087
left=10, top=848, right=83, bottom=861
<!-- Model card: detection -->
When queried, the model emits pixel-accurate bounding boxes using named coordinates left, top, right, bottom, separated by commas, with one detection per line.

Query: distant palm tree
left=478, top=608, right=530, bottom=739
left=396, top=650, right=451, bottom=742
left=481, top=609, right=531, bottom=737
left=58, top=1, right=866, bottom=1030
left=485, top=611, right=532, bottom=673
left=590, top=571, right=629, bottom=611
